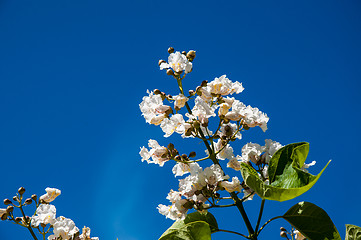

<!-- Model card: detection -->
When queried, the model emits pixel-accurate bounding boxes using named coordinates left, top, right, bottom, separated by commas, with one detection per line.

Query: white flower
left=219, top=123, right=242, bottom=140
left=139, top=90, right=170, bottom=126
left=301, top=160, right=316, bottom=172
left=220, top=177, right=242, bottom=193
left=241, top=143, right=263, bottom=164
left=192, top=96, right=218, bottom=119
left=48, top=216, right=79, bottom=240
left=160, top=114, right=186, bottom=137
left=227, top=156, right=242, bottom=171
left=40, top=188, right=61, bottom=203
left=157, top=198, right=189, bottom=220
left=160, top=51, right=192, bottom=73
left=139, top=139, right=169, bottom=166
left=293, top=230, right=306, bottom=240
left=31, top=204, right=56, bottom=227
left=212, top=139, right=234, bottom=160
left=79, top=226, right=99, bottom=240
left=208, top=75, right=244, bottom=96
left=173, top=94, right=188, bottom=109
left=172, top=162, right=201, bottom=177
left=262, top=139, right=283, bottom=163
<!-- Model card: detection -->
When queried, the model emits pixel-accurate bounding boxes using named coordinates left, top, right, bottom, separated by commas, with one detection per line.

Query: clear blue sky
left=0, top=1, right=360, bottom=239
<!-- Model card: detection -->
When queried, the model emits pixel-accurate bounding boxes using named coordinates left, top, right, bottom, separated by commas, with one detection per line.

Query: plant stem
left=255, top=199, right=265, bottom=235
left=257, top=216, right=282, bottom=235
left=19, top=205, right=38, bottom=240
left=176, top=78, right=256, bottom=239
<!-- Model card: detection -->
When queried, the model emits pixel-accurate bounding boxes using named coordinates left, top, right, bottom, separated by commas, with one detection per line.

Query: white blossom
left=192, top=96, right=218, bottom=119
left=160, top=51, right=192, bottom=73
left=160, top=114, right=186, bottom=137
left=220, top=177, right=242, bottom=193
left=78, top=226, right=99, bottom=240
left=301, top=160, right=316, bottom=172
left=241, top=143, right=263, bottom=164
left=293, top=230, right=306, bottom=240
left=172, top=162, right=201, bottom=177
left=173, top=94, right=188, bottom=109
left=208, top=75, right=244, bottom=96
left=219, top=123, right=242, bottom=140
left=40, top=188, right=61, bottom=203
left=31, top=204, right=56, bottom=227
left=48, top=216, right=79, bottom=240
left=262, top=139, right=283, bottom=163
left=139, top=90, right=170, bottom=126
left=227, top=156, right=242, bottom=171
left=211, top=139, right=234, bottom=160
left=139, top=139, right=169, bottom=166
left=157, top=198, right=189, bottom=220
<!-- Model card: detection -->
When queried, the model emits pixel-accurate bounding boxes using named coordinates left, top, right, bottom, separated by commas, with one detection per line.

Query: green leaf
left=345, top=224, right=361, bottom=240
left=240, top=142, right=330, bottom=201
left=159, top=212, right=218, bottom=240
left=282, top=201, right=341, bottom=240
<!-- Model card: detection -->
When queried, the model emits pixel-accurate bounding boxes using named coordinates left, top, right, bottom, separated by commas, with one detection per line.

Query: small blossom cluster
left=1, top=187, right=98, bottom=240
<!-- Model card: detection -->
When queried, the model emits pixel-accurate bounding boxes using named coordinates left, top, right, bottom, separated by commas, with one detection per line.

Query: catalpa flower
left=220, top=177, right=242, bottom=193
left=78, top=226, right=99, bottom=240
left=208, top=75, right=244, bottom=96
left=40, top=188, right=61, bottom=203
left=31, top=204, right=56, bottom=227
left=139, top=90, right=171, bottom=126
left=140, top=139, right=170, bottom=166
left=160, top=51, right=192, bottom=73
left=160, top=114, right=186, bottom=137
left=48, top=216, right=79, bottom=240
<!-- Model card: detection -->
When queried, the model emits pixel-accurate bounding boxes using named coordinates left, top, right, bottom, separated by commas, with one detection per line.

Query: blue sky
left=0, top=0, right=360, bottom=239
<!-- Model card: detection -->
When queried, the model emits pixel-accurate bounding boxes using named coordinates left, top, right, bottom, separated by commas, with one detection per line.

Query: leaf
left=282, top=201, right=341, bottom=240
left=345, top=224, right=361, bottom=240
left=159, top=212, right=218, bottom=240
left=240, top=142, right=330, bottom=201
left=159, top=221, right=211, bottom=240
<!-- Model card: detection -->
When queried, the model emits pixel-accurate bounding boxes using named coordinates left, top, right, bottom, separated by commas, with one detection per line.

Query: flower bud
left=31, top=194, right=37, bottom=201
left=188, top=152, right=196, bottom=158
left=158, top=60, right=166, bottom=66
left=171, top=149, right=179, bottom=157
left=186, top=50, right=196, bottom=62
left=193, top=120, right=200, bottom=129
left=1, top=213, right=8, bottom=221
left=201, top=80, right=208, bottom=87
left=181, top=51, right=187, bottom=55
left=167, top=47, right=174, bottom=54
left=18, top=187, right=26, bottom=195
left=24, top=198, right=32, bottom=205
left=14, top=217, right=22, bottom=223
left=154, top=89, right=161, bottom=95
left=6, top=206, right=14, bottom=213
left=280, top=227, right=287, bottom=231
left=181, top=154, right=188, bottom=160
left=195, top=86, right=202, bottom=96
left=167, top=143, right=174, bottom=151
left=188, top=90, right=195, bottom=96
left=166, top=69, right=174, bottom=76
left=174, top=155, right=181, bottom=161
left=40, top=223, right=46, bottom=228
left=12, top=196, right=19, bottom=202
left=280, top=231, right=287, bottom=238
left=3, top=199, right=12, bottom=205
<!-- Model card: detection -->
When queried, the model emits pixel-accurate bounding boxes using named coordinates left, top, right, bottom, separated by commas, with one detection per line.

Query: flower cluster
left=1, top=187, right=98, bottom=240
left=139, top=48, right=317, bottom=224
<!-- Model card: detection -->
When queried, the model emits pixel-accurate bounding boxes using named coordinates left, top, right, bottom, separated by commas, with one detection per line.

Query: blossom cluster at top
left=139, top=48, right=316, bottom=221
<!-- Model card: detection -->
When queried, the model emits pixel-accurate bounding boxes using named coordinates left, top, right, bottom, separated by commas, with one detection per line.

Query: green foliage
left=283, top=201, right=341, bottom=240
left=345, top=224, right=361, bottom=240
left=159, top=212, right=218, bottom=240
left=240, top=142, right=330, bottom=201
